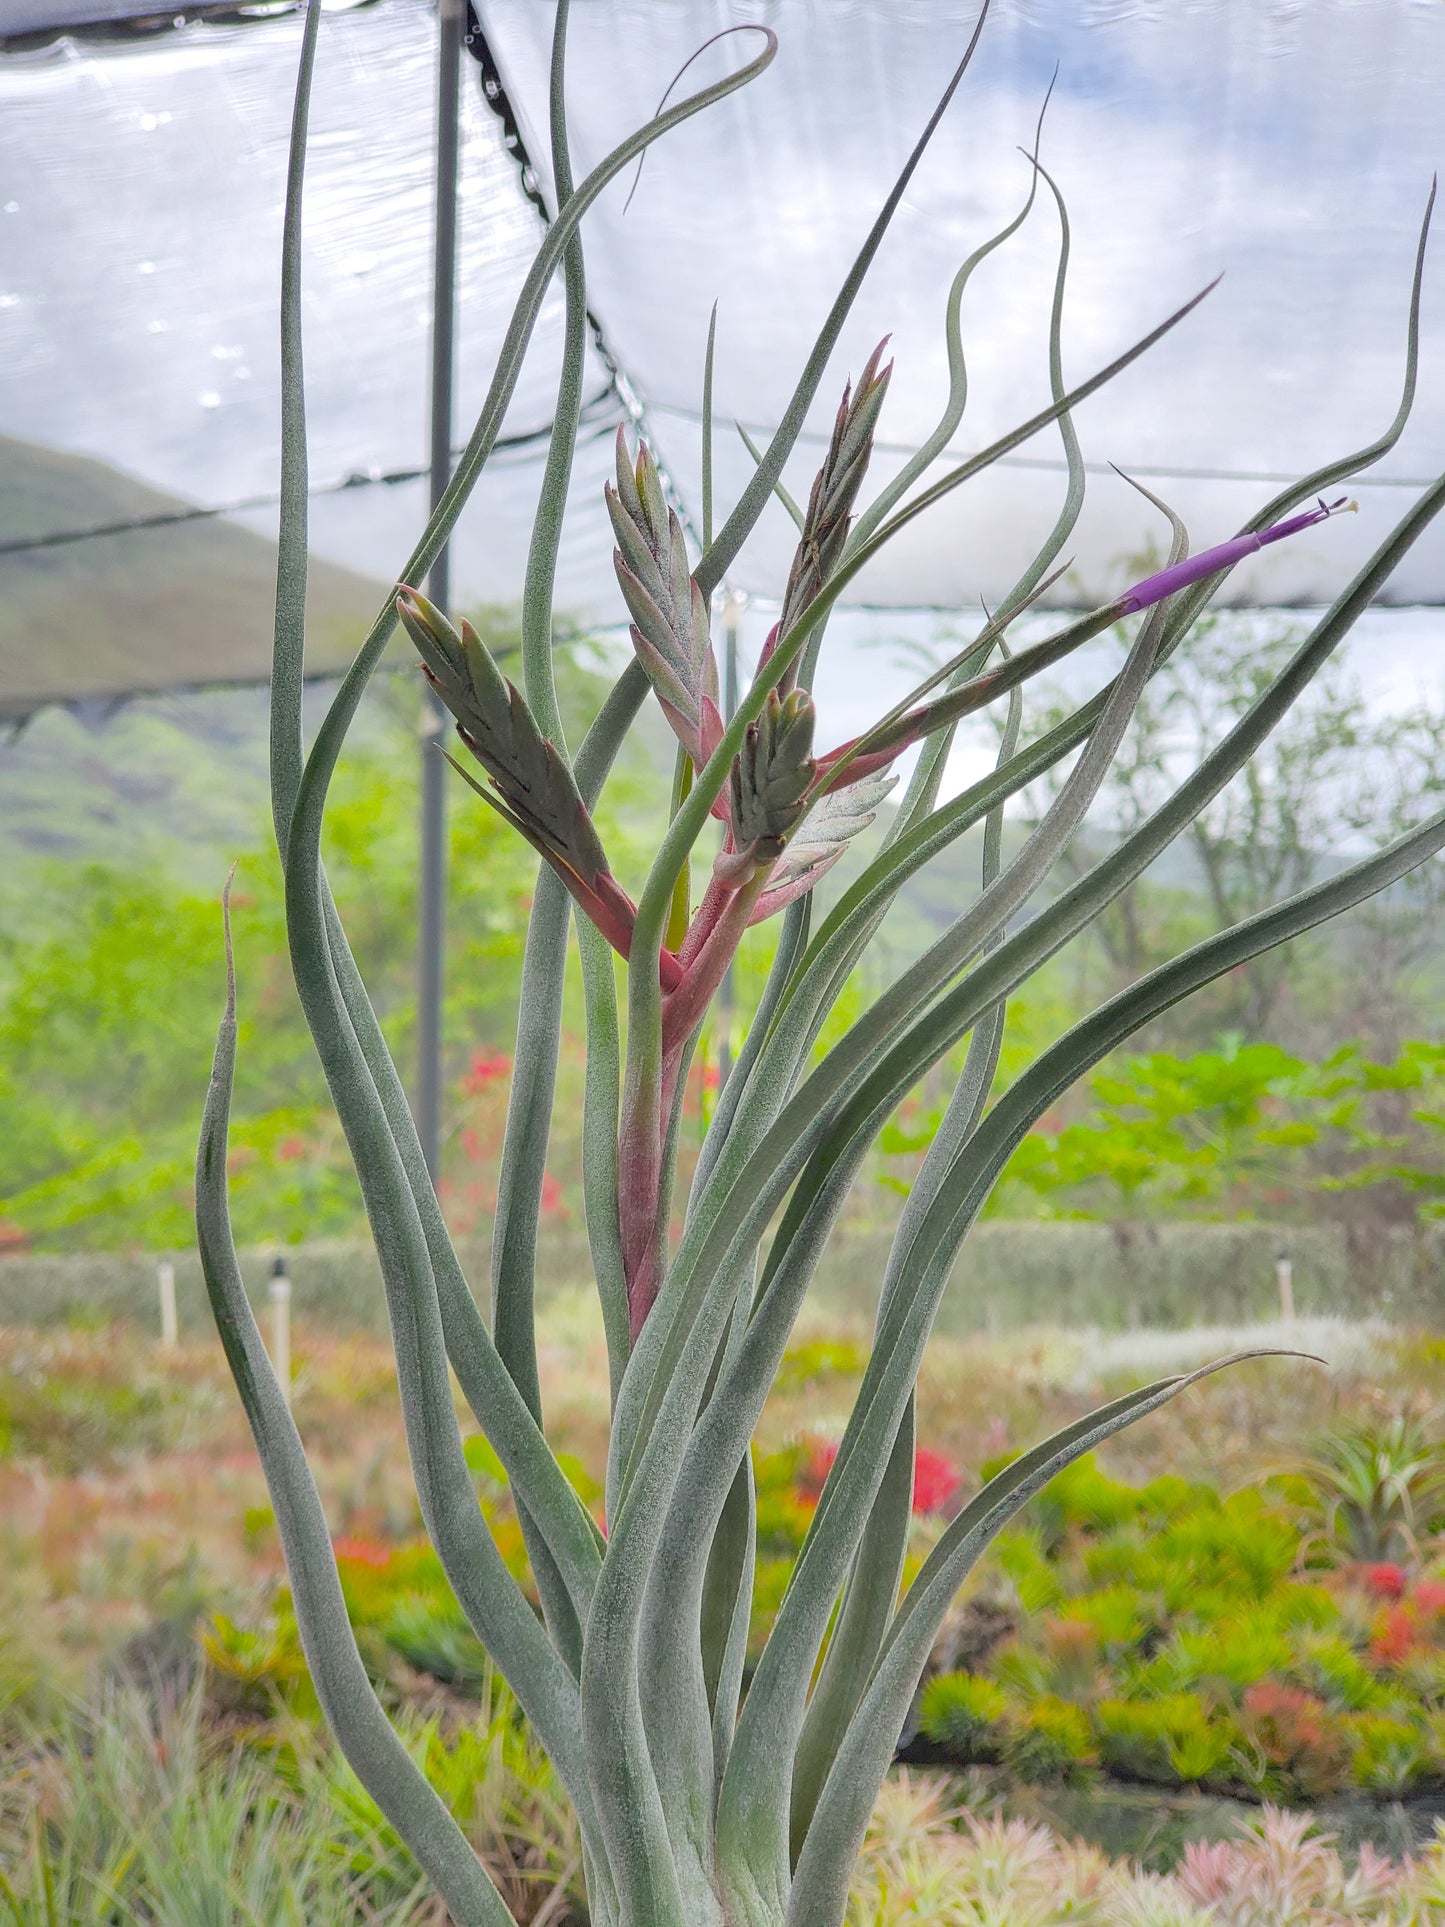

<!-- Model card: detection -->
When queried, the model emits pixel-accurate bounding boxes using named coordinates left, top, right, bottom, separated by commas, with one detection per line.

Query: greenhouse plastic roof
left=1, top=0, right=1442, bottom=716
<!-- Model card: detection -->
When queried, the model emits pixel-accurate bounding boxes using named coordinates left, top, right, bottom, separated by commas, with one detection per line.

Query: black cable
left=466, top=2, right=704, bottom=552
left=0, top=402, right=618, bottom=561
left=643, top=396, right=1438, bottom=492
left=1, top=3, right=647, bottom=569
left=466, top=3, right=638, bottom=433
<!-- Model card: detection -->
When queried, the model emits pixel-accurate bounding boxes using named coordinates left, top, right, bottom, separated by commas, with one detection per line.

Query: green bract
left=195, top=5, right=1443, bottom=1923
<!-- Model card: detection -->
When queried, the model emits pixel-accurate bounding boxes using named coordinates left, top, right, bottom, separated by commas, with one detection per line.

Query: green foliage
left=886, top=1034, right=1445, bottom=1228
left=462, top=1431, right=509, bottom=1488
left=1056, top=1586, right=1147, bottom=1654
left=204, top=1609, right=315, bottom=1718
left=1148, top=1618, right=1295, bottom=1699
left=1398, top=1650, right=1445, bottom=1709
left=1083, top=1489, right=1301, bottom=1607
left=775, top=1337, right=868, bottom=1395
left=1000, top=1694, right=1096, bottom=1786
left=917, top=1672, right=1007, bottom=1760
left=1003, top=1039, right=1327, bottom=1216
left=993, top=1530, right=1066, bottom=1614
left=1339, top=1708, right=1430, bottom=1796
left=753, top=1445, right=820, bottom=1558
left=919, top=1453, right=1445, bottom=1802
left=1095, top=1693, right=1239, bottom=1786
left=1303, top=1410, right=1445, bottom=1564
left=0, top=1679, right=582, bottom=1927
left=0, top=650, right=661, bottom=1254
left=383, top=1594, right=491, bottom=1694
left=1030, top=1456, right=1148, bottom=1547
left=207, top=1536, right=516, bottom=1715
left=1296, top=1633, right=1395, bottom=1712
left=747, top=1558, right=796, bottom=1667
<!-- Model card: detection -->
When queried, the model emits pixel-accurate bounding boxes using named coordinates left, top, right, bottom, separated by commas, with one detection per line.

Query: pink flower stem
left=618, top=871, right=766, bottom=1342
left=619, top=1041, right=690, bottom=1342
left=662, top=871, right=767, bottom=1057
left=677, top=869, right=739, bottom=971
left=580, top=871, right=686, bottom=991
left=618, top=1079, right=665, bottom=1341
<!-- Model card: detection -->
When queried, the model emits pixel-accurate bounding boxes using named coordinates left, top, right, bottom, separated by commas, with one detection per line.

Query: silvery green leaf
left=606, top=431, right=721, bottom=763
left=196, top=884, right=517, bottom=1927
left=766, top=766, right=897, bottom=893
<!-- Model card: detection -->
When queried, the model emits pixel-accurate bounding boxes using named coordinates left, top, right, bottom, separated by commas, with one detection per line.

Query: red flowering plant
left=194, top=1, right=1445, bottom=1922
left=1362, top=1562, right=1410, bottom=1600
left=1369, top=1604, right=1417, bottom=1669
left=798, top=1439, right=959, bottom=1517
left=460, top=1047, right=512, bottom=1096
left=438, top=1048, right=515, bottom=1236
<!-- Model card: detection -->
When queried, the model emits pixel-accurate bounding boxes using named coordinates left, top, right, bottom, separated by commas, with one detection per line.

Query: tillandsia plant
left=194, top=3, right=1445, bottom=1923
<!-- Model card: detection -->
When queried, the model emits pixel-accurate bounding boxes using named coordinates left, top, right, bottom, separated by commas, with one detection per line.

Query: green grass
left=0, top=1680, right=583, bottom=1926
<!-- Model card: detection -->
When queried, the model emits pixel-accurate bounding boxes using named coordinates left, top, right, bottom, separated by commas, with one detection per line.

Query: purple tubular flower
left=1115, top=495, right=1357, bottom=614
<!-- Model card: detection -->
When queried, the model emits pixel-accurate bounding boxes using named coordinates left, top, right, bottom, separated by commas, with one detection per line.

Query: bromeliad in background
left=195, top=4, right=1443, bottom=1923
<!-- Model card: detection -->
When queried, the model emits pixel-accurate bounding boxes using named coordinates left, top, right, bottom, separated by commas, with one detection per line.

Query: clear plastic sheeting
left=0, top=0, right=1441, bottom=721
left=0, top=0, right=628, bottom=717
left=481, top=0, right=1445, bottom=611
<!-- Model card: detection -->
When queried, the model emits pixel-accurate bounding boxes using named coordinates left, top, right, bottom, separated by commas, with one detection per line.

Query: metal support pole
left=157, top=1260, right=178, bottom=1350
left=1275, top=1248, right=1295, bottom=1321
left=269, top=1255, right=293, bottom=1414
left=416, top=0, right=463, bottom=1183
left=715, top=592, right=744, bottom=1093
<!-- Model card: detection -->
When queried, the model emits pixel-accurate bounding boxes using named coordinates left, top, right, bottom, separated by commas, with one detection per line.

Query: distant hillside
left=0, top=435, right=387, bottom=719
